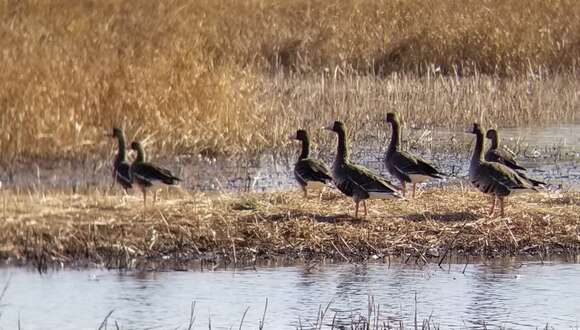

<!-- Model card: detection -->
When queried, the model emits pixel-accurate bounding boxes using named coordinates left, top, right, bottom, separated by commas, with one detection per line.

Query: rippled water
left=1, top=259, right=580, bottom=329
left=2, top=124, right=579, bottom=192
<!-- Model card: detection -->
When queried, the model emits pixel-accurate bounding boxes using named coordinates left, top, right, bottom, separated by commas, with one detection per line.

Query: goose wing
left=132, top=162, right=181, bottom=185
left=473, top=162, right=536, bottom=195
left=294, top=158, right=332, bottom=184
left=345, top=163, right=400, bottom=195
left=485, top=149, right=526, bottom=171
left=390, top=150, right=443, bottom=179
left=515, top=170, right=545, bottom=187
left=114, top=162, right=133, bottom=189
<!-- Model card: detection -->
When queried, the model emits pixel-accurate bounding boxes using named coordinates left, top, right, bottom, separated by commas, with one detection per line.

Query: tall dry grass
left=1, top=0, right=579, bottom=164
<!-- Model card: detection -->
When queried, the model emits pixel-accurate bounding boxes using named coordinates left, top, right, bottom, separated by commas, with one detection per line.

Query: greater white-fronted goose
left=325, top=121, right=403, bottom=218
left=291, top=129, right=332, bottom=198
left=485, top=129, right=545, bottom=187
left=384, top=112, right=444, bottom=197
left=130, top=141, right=181, bottom=207
left=468, top=123, right=537, bottom=217
left=485, top=129, right=526, bottom=171
left=109, top=128, right=132, bottom=192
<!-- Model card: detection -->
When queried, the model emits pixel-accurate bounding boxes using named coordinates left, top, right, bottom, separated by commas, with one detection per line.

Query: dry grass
left=1, top=187, right=578, bottom=269
left=1, top=0, right=579, bottom=165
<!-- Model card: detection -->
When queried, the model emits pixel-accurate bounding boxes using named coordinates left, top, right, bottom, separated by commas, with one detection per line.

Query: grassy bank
left=1, top=187, right=578, bottom=269
left=1, top=0, right=579, bottom=165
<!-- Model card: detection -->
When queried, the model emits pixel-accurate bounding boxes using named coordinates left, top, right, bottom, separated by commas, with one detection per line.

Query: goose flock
left=110, top=112, right=545, bottom=217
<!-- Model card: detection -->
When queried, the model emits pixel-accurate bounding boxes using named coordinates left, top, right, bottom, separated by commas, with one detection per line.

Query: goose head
left=386, top=112, right=400, bottom=125
left=486, top=129, right=498, bottom=141
left=466, top=123, right=483, bottom=135
left=290, top=129, right=308, bottom=141
left=324, top=121, right=346, bottom=134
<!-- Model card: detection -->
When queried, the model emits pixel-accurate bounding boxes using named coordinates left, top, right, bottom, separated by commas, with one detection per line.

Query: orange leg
left=142, top=188, right=147, bottom=208
left=363, top=200, right=368, bottom=217
left=489, top=195, right=497, bottom=216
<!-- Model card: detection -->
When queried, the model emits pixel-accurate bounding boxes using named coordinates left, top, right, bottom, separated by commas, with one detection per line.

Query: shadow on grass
left=539, top=195, right=580, bottom=207
left=404, top=211, right=479, bottom=222
left=240, top=210, right=363, bottom=224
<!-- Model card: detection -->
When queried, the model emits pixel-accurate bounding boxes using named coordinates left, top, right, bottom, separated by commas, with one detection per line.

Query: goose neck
left=471, top=132, right=484, bottom=164
left=336, top=130, right=349, bottom=162
left=299, top=138, right=310, bottom=160
left=387, top=120, right=401, bottom=153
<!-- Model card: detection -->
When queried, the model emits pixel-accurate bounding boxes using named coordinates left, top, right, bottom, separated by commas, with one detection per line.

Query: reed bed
left=1, top=187, right=578, bottom=269
left=1, top=0, right=579, bottom=165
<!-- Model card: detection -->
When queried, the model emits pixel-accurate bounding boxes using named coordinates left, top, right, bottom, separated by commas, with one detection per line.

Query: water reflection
left=2, top=260, right=580, bottom=329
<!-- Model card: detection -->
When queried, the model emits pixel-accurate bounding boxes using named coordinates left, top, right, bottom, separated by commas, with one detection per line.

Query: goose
left=325, top=121, right=403, bottom=218
left=467, top=123, right=537, bottom=217
left=109, top=128, right=132, bottom=192
left=485, top=129, right=527, bottom=171
left=130, top=141, right=181, bottom=207
left=291, top=129, right=333, bottom=198
left=384, top=112, right=444, bottom=197
left=485, top=129, right=545, bottom=187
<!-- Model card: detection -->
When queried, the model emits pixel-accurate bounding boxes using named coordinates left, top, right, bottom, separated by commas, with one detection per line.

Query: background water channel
left=2, top=124, right=580, bottom=192
left=1, top=259, right=580, bottom=329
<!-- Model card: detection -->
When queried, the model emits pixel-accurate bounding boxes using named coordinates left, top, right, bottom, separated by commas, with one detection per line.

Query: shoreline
left=1, top=187, right=578, bottom=270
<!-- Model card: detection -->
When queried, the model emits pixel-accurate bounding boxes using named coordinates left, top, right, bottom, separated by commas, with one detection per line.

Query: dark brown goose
left=468, top=124, right=537, bottom=217
left=485, top=129, right=527, bottom=171
left=109, top=128, right=132, bottom=192
left=130, top=141, right=181, bottom=207
left=384, top=112, right=444, bottom=197
left=325, top=121, right=403, bottom=218
left=291, top=129, right=332, bottom=198
left=485, top=129, right=545, bottom=187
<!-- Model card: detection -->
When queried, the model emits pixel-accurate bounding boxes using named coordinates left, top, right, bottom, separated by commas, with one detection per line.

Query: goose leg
left=500, top=197, right=505, bottom=217
left=412, top=183, right=417, bottom=198
left=489, top=196, right=497, bottom=216
left=354, top=200, right=359, bottom=218
left=142, top=189, right=147, bottom=208
left=363, top=200, right=368, bottom=217
left=302, top=186, right=308, bottom=199
left=401, top=181, right=407, bottom=197
left=318, top=188, right=324, bottom=201
left=153, top=190, right=158, bottom=205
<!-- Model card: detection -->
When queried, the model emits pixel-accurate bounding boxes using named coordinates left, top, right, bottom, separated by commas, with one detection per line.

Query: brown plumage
left=291, top=129, right=332, bottom=198
left=384, top=112, right=444, bottom=197
left=326, top=121, right=403, bottom=218
left=468, top=124, right=537, bottom=217
left=130, top=141, right=181, bottom=207
left=485, top=129, right=545, bottom=187
left=109, top=128, right=132, bottom=192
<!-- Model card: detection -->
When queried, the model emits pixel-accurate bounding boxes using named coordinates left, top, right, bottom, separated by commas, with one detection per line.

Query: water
left=1, top=260, right=580, bottom=329
left=2, top=124, right=579, bottom=192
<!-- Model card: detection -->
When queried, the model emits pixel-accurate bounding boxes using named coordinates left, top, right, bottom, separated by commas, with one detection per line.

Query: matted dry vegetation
left=1, top=0, right=579, bottom=165
left=1, top=187, right=578, bottom=269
